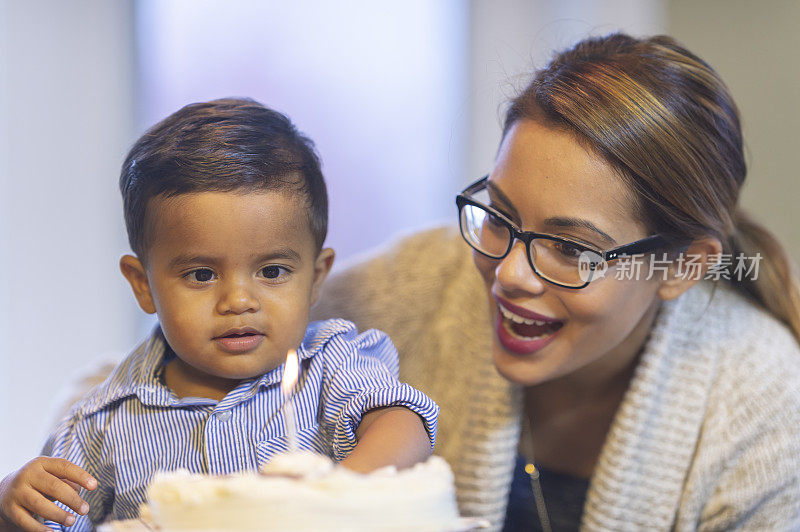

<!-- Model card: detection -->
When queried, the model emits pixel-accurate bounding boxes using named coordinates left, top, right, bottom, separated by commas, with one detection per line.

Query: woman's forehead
left=492, top=120, right=646, bottom=241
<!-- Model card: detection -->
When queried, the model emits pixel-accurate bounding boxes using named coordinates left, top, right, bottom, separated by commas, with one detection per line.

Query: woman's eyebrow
left=543, top=217, right=617, bottom=245
left=487, top=180, right=616, bottom=244
left=486, top=181, right=519, bottom=218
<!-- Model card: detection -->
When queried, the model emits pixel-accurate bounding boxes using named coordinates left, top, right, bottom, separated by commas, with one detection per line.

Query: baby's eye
left=186, top=268, right=215, bottom=283
left=259, top=265, right=290, bottom=280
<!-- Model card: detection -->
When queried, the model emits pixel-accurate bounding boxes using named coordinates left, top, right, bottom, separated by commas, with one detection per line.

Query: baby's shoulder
left=61, top=335, right=161, bottom=423
left=303, top=318, right=399, bottom=376
left=304, top=319, right=394, bottom=353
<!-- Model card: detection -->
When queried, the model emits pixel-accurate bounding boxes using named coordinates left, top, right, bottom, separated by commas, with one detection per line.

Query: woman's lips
left=496, top=315, right=561, bottom=355
left=494, top=297, right=564, bottom=355
left=494, top=297, right=560, bottom=323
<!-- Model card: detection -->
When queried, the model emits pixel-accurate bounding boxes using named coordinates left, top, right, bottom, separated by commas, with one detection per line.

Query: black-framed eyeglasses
left=456, top=175, right=671, bottom=289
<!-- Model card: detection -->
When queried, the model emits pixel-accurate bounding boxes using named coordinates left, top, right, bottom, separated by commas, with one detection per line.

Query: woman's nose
left=494, top=241, right=547, bottom=295
left=216, top=279, right=260, bottom=315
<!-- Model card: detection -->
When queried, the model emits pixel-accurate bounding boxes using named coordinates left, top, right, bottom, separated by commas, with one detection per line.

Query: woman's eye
left=485, top=206, right=512, bottom=228
left=260, top=265, right=289, bottom=279
left=555, top=242, right=583, bottom=259
left=187, top=268, right=215, bottom=282
left=487, top=212, right=505, bottom=227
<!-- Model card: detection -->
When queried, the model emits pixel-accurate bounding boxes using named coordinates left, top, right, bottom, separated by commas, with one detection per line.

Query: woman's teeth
left=498, top=303, right=562, bottom=340
left=498, top=304, right=549, bottom=326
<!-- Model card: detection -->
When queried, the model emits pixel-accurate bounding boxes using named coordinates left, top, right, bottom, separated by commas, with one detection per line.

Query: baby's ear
left=120, top=255, right=157, bottom=314
left=310, top=248, right=335, bottom=305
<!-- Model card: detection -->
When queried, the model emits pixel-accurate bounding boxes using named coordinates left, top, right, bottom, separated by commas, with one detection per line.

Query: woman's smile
left=494, top=296, right=564, bottom=355
left=474, top=119, right=664, bottom=387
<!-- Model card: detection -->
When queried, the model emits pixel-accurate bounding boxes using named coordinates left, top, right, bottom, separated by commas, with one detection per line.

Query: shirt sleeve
left=41, top=413, right=112, bottom=530
left=316, top=325, right=439, bottom=461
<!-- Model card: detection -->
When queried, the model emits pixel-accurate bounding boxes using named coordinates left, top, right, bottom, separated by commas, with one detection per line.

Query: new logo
left=577, top=251, right=608, bottom=283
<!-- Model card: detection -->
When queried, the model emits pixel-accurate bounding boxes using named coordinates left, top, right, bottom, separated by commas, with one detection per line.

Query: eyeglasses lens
left=459, top=201, right=600, bottom=288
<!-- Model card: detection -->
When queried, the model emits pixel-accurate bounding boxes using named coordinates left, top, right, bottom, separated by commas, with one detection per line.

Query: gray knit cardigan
left=311, top=225, right=800, bottom=531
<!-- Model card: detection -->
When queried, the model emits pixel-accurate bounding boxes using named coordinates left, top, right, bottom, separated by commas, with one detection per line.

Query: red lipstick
left=493, top=295, right=564, bottom=355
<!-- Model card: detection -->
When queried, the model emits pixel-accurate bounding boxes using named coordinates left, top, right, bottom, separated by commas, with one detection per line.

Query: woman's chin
left=492, top=346, right=557, bottom=387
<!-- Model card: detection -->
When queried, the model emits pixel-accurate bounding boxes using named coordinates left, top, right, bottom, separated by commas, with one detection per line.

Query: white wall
left=466, top=0, right=800, bottom=263
left=465, top=0, right=667, bottom=183
left=0, top=1, right=138, bottom=472
left=135, top=0, right=470, bottom=267
left=667, top=0, right=800, bottom=262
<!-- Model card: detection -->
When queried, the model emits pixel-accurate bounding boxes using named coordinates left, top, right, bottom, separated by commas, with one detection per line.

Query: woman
left=312, top=33, right=800, bottom=530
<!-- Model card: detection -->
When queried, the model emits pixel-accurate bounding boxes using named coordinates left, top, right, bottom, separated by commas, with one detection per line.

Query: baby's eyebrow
left=254, top=248, right=302, bottom=263
left=168, top=249, right=303, bottom=269
left=168, top=255, right=220, bottom=269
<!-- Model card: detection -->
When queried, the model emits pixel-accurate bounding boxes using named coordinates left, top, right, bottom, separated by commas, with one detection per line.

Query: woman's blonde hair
left=505, top=33, right=800, bottom=342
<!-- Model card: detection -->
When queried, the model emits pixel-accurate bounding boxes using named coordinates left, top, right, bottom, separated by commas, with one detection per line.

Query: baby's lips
left=214, top=325, right=264, bottom=338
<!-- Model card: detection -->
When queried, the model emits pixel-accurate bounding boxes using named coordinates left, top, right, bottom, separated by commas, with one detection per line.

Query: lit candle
left=281, top=349, right=299, bottom=452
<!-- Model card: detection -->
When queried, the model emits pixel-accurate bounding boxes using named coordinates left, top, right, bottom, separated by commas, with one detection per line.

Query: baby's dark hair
left=120, top=98, right=328, bottom=260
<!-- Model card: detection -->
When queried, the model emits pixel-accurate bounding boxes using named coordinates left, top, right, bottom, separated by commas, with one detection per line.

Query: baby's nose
left=216, top=281, right=260, bottom=314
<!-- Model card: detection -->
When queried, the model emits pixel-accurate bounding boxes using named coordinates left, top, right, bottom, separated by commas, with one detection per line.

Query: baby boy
left=0, top=98, right=437, bottom=531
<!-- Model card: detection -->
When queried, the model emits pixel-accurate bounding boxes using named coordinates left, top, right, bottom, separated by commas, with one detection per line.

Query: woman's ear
left=310, top=248, right=335, bottom=305
left=657, top=237, right=723, bottom=301
left=120, top=255, right=157, bottom=314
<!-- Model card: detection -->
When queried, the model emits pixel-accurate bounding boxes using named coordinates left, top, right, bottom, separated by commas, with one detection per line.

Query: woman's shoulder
left=699, top=281, right=800, bottom=376
left=667, top=281, right=800, bottom=446
left=641, top=280, right=800, bottom=447
left=312, top=224, right=484, bottom=326
left=669, top=283, right=800, bottom=529
left=662, top=280, right=800, bottom=369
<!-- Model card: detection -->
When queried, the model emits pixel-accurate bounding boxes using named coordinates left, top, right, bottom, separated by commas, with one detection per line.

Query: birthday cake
left=119, top=452, right=485, bottom=531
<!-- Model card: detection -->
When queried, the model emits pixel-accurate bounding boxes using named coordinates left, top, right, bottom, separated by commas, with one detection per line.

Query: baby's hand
left=0, top=457, right=96, bottom=531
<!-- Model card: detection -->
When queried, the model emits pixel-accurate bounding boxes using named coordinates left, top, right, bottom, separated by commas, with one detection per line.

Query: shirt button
left=216, top=411, right=232, bottom=422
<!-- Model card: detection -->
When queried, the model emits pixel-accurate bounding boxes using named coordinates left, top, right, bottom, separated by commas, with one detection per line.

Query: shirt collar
left=75, top=319, right=351, bottom=416
left=248, top=319, right=351, bottom=392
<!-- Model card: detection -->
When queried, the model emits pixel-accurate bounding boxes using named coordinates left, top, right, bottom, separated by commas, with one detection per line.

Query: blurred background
left=1, top=0, right=798, bottom=472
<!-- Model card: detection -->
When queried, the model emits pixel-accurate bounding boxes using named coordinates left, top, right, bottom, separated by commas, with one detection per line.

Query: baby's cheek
left=159, top=313, right=202, bottom=351
left=286, top=310, right=313, bottom=348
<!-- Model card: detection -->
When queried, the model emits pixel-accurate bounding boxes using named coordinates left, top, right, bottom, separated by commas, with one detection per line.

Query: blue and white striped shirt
left=42, top=319, right=438, bottom=530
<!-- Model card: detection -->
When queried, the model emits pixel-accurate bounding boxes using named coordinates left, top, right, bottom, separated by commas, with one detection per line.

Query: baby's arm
left=340, top=406, right=431, bottom=473
left=315, top=322, right=439, bottom=471
left=0, top=457, right=96, bottom=532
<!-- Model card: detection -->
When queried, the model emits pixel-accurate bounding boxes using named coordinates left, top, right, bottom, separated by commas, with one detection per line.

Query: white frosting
left=146, top=454, right=473, bottom=531
left=258, top=449, right=334, bottom=478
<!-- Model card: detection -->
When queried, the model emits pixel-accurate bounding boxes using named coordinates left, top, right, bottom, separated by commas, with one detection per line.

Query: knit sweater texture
left=311, top=225, right=800, bottom=531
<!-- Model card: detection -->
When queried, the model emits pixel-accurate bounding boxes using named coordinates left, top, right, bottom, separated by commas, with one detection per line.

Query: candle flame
left=281, top=349, right=299, bottom=396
